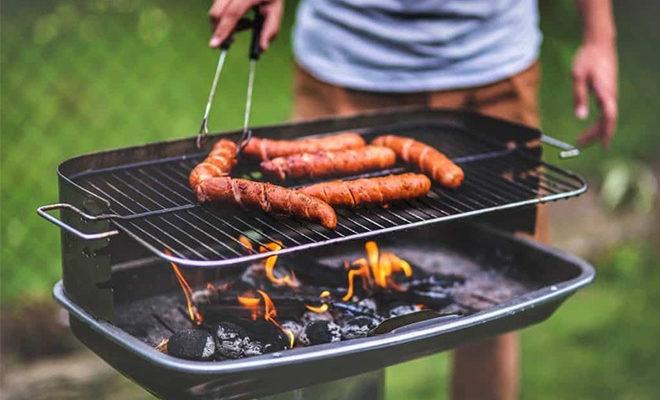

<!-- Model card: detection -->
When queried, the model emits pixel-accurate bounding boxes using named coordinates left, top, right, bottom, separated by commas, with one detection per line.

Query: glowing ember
left=343, top=241, right=413, bottom=301
left=165, top=250, right=203, bottom=325
left=257, top=290, right=295, bottom=348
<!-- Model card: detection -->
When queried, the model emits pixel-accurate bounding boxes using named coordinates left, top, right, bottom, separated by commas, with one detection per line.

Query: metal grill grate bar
left=70, top=126, right=586, bottom=267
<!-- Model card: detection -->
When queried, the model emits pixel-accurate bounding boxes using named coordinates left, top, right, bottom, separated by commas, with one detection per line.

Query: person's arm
left=208, top=0, right=284, bottom=51
left=572, top=0, right=618, bottom=147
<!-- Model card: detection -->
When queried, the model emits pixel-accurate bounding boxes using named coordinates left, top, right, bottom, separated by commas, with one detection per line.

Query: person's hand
left=572, top=41, right=618, bottom=147
left=208, top=0, right=284, bottom=51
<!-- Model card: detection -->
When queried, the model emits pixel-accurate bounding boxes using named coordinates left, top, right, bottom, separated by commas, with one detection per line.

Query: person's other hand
left=572, top=41, right=618, bottom=147
left=208, top=0, right=284, bottom=51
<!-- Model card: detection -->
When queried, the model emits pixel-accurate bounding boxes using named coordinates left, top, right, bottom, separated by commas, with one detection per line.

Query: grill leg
left=259, top=369, right=385, bottom=400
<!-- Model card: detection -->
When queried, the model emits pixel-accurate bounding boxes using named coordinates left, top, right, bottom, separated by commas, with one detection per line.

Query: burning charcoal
left=281, top=320, right=303, bottom=341
left=301, top=311, right=334, bottom=325
left=405, top=274, right=465, bottom=289
left=408, top=289, right=453, bottom=309
left=167, top=329, right=216, bottom=361
left=214, top=321, right=284, bottom=359
left=247, top=321, right=288, bottom=353
left=340, top=316, right=379, bottom=340
left=357, top=298, right=378, bottom=313
left=384, top=302, right=421, bottom=318
left=243, top=340, right=265, bottom=356
left=299, top=321, right=341, bottom=346
left=214, top=321, right=252, bottom=359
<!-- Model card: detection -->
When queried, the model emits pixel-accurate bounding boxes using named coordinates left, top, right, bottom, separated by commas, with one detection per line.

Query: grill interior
left=69, top=123, right=586, bottom=267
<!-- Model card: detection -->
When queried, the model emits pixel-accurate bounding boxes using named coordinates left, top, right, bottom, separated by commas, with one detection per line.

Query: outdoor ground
left=1, top=0, right=659, bottom=399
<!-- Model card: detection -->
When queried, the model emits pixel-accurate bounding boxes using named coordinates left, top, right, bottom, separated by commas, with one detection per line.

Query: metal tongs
left=196, top=8, right=265, bottom=153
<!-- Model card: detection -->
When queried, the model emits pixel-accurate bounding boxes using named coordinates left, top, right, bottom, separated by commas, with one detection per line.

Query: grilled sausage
left=196, top=177, right=338, bottom=229
left=260, top=145, right=396, bottom=181
left=189, top=139, right=238, bottom=189
left=243, top=132, right=366, bottom=160
left=372, top=135, right=464, bottom=188
left=298, top=173, right=431, bottom=207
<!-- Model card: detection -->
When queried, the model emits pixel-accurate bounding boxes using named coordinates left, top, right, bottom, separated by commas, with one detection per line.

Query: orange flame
left=343, top=241, right=413, bottom=301
left=238, top=235, right=254, bottom=253
left=237, top=294, right=261, bottom=320
left=305, top=303, right=329, bottom=313
left=306, top=290, right=332, bottom=313
left=166, top=249, right=203, bottom=325
left=260, top=241, right=300, bottom=289
left=257, top=290, right=295, bottom=349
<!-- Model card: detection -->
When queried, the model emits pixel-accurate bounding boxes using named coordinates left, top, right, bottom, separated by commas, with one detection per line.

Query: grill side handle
left=37, top=203, right=119, bottom=240
left=540, top=134, right=580, bottom=158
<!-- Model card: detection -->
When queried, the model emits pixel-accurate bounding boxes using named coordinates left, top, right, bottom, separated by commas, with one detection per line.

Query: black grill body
left=44, top=109, right=593, bottom=399
left=54, top=222, right=593, bottom=399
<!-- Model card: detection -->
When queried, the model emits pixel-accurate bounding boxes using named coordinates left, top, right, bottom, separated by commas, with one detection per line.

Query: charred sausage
left=298, top=173, right=431, bottom=207
left=196, top=177, right=338, bottom=229
left=243, top=132, right=366, bottom=160
left=189, top=139, right=237, bottom=189
left=260, top=145, right=396, bottom=181
left=372, top=135, right=464, bottom=188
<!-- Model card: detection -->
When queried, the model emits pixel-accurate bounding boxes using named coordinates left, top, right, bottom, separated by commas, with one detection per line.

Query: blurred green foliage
left=1, top=0, right=659, bottom=398
left=386, top=241, right=660, bottom=399
left=1, top=0, right=658, bottom=301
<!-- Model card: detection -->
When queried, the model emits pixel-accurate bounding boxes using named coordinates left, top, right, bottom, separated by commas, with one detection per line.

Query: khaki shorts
left=291, top=62, right=549, bottom=242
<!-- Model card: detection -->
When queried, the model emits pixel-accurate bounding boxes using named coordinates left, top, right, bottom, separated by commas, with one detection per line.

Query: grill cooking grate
left=71, top=125, right=586, bottom=267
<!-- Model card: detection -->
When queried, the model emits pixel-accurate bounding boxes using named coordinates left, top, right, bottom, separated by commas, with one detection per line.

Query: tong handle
left=540, top=134, right=581, bottom=159
left=37, top=203, right=119, bottom=240
left=249, top=7, right=264, bottom=60
left=220, top=17, right=253, bottom=50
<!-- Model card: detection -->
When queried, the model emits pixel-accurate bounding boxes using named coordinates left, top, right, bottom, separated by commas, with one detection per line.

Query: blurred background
left=1, top=0, right=658, bottom=399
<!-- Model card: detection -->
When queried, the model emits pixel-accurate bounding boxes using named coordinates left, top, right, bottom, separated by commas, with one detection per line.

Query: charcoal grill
left=40, top=108, right=594, bottom=399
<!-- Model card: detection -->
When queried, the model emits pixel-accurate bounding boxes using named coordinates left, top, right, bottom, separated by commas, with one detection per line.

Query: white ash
left=386, top=304, right=421, bottom=318
left=357, top=298, right=378, bottom=312
left=340, top=316, right=379, bottom=340
left=167, top=329, right=216, bottom=361
left=281, top=320, right=303, bottom=340
left=215, top=322, right=250, bottom=359
left=301, top=311, right=334, bottom=325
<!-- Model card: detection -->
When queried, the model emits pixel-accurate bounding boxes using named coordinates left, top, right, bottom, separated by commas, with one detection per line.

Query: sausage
left=243, top=132, right=366, bottom=160
left=372, top=135, right=464, bottom=188
left=196, top=177, right=338, bottom=229
left=260, top=145, right=396, bottom=181
left=189, top=139, right=237, bottom=189
left=298, top=173, right=431, bottom=207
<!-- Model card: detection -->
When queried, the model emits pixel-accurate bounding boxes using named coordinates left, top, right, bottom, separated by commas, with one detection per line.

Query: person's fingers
left=208, top=0, right=230, bottom=26
left=259, top=1, right=283, bottom=51
left=572, top=66, right=589, bottom=120
left=577, top=121, right=603, bottom=147
left=593, top=80, right=618, bottom=147
left=209, top=0, right=255, bottom=48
